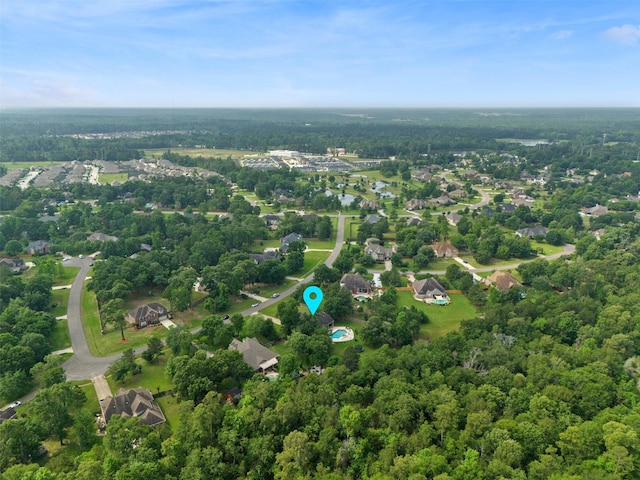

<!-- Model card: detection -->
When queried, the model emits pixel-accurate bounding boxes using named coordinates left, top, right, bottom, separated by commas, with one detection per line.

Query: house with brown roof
left=406, top=217, right=425, bottom=227
left=101, top=387, right=166, bottom=427
left=486, top=271, right=521, bottom=291
left=449, top=189, right=467, bottom=199
left=125, top=302, right=169, bottom=328
left=229, top=337, right=279, bottom=372
left=431, top=243, right=459, bottom=258
left=412, top=278, right=449, bottom=304
left=405, top=198, right=429, bottom=211
left=430, top=195, right=454, bottom=206
left=340, top=273, right=372, bottom=296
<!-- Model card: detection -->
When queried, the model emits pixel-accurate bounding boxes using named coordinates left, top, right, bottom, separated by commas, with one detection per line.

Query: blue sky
left=1, top=0, right=638, bottom=107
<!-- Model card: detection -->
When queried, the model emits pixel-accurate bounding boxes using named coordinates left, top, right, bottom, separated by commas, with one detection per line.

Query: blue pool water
left=331, top=329, right=347, bottom=339
left=433, top=299, right=448, bottom=305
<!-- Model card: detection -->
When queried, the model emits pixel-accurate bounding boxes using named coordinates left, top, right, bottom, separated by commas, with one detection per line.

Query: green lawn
left=156, top=395, right=182, bottom=429
left=530, top=241, right=565, bottom=256
left=98, top=173, right=128, bottom=185
left=299, top=251, right=330, bottom=277
left=106, top=351, right=173, bottom=394
left=396, top=291, right=477, bottom=339
left=51, top=319, right=71, bottom=351
left=305, top=240, right=334, bottom=250
left=51, top=288, right=70, bottom=318
left=56, top=266, right=80, bottom=286
left=250, top=279, right=296, bottom=298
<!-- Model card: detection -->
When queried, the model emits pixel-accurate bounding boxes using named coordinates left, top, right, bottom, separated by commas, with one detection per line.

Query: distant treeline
left=1, top=108, right=638, bottom=161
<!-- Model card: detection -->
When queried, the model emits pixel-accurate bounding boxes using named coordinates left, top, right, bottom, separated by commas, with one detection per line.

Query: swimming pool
left=331, top=329, right=347, bottom=339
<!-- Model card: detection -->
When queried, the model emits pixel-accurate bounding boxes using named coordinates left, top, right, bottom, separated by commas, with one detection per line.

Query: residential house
left=316, top=312, right=335, bottom=328
left=429, top=195, right=454, bottom=206
left=88, top=232, right=119, bottom=242
left=101, top=387, right=166, bottom=427
left=229, top=337, right=279, bottom=372
left=0, top=258, right=27, bottom=274
left=38, top=215, right=60, bottom=223
left=445, top=212, right=463, bottom=226
left=0, top=407, right=17, bottom=425
left=412, top=278, right=449, bottom=303
left=500, top=203, right=517, bottom=213
left=363, top=214, right=381, bottom=224
left=125, top=302, right=169, bottom=328
left=364, top=237, right=380, bottom=246
left=481, top=206, right=495, bottom=217
left=359, top=200, right=379, bottom=210
left=592, top=228, right=606, bottom=240
left=405, top=199, right=429, bottom=211
left=365, top=244, right=394, bottom=262
left=581, top=205, right=609, bottom=217
left=449, top=189, right=467, bottom=200
left=280, top=232, right=303, bottom=252
left=249, top=250, right=281, bottom=264
left=261, top=214, right=281, bottom=228
left=26, top=240, right=51, bottom=255
left=406, top=217, right=425, bottom=227
left=486, top=271, right=521, bottom=291
left=140, top=243, right=152, bottom=253
left=223, top=387, right=242, bottom=403
left=412, top=169, right=433, bottom=182
left=431, top=243, right=459, bottom=258
left=515, top=227, right=548, bottom=238
left=340, top=273, right=373, bottom=296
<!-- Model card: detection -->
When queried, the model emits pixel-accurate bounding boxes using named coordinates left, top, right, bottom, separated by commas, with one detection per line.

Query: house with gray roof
left=101, top=387, right=166, bottom=427
left=515, top=227, right=548, bottom=239
left=412, top=278, right=449, bottom=303
left=88, top=232, right=119, bottom=242
left=364, top=243, right=395, bottom=262
left=280, top=232, right=303, bottom=252
left=229, top=337, right=279, bottom=372
left=27, top=240, right=51, bottom=255
left=0, top=258, right=27, bottom=274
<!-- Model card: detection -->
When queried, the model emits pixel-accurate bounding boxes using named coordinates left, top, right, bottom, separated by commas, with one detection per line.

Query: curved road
left=61, top=214, right=347, bottom=380
left=62, top=258, right=122, bottom=381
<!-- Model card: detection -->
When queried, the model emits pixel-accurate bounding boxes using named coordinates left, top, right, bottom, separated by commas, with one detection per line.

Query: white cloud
left=550, top=30, right=574, bottom=40
left=602, top=24, right=640, bottom=45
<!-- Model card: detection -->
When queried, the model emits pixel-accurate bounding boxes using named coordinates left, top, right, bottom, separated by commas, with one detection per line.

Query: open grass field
left=145, top=147, right=254, bottom=159
left=530, top=241, right=565, bottom=256
left=252, top=279, right=296, bottom=297
left=51, top=319, right=71, bottom=351
left=55, top=266, right=80, bottom=286
left=396, top=291, right=477, bottom=339
left=51, top=288, right=70, bottom=318
left=98, top=173, right=128, bottom=184
left=0, top=161, right=63, bottom=170
left=299, top=250, right=330, bottom=277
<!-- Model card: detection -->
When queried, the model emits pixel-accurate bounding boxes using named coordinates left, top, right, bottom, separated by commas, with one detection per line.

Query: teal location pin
left=303, top=286, right=323, bottom=315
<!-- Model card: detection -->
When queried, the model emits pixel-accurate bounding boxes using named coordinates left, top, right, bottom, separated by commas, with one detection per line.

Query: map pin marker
left=303, top=286, right=323, bottom=315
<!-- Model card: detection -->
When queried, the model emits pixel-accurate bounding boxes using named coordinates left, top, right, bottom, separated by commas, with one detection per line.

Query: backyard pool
left=329, top=326, right=354, bottom=343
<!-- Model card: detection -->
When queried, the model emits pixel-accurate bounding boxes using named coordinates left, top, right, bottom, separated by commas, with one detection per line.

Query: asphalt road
left=61, top=257, right=122, bottom=381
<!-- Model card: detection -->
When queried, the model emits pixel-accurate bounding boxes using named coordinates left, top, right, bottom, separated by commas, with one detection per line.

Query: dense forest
left=1, top=108, right=639, bottom=161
